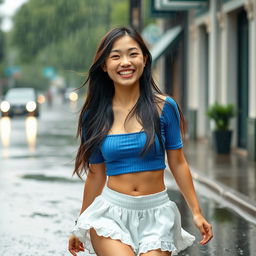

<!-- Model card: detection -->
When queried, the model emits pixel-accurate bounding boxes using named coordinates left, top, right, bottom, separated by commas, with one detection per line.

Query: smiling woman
left=68, top=27, right=213, bottom=256
left=103, top=37, right=146, bottom=86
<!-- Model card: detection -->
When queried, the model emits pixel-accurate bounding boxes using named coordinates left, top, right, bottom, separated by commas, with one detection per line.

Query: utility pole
left=129, top=0, right=142, bottom=32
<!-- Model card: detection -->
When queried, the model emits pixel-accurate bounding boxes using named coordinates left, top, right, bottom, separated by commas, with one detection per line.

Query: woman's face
left=103, top=35, right=146, bottom=89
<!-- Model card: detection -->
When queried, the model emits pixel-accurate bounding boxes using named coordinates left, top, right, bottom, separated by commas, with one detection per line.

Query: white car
left=0, top=87, right=40, bottom=117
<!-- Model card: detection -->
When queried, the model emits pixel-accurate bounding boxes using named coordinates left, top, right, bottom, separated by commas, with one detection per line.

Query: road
left=0, top=99, right=255, bottom=256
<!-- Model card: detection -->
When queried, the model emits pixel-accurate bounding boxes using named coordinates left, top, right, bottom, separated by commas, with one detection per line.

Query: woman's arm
left=166, top=148, right=213, bottom=245
left=69, top=162, right=106, bottom=256
left=79, top=162, right=107, bottom=215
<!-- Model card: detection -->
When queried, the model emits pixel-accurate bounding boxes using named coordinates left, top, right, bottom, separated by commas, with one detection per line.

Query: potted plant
left=206, top=102, right=236, bottom=154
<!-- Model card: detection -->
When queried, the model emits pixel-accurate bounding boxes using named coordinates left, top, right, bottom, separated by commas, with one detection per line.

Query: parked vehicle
left=0, top=87, right=40, bottom=117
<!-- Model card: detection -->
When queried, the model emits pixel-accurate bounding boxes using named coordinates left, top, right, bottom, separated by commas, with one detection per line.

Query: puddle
left=21, top=174, right=81, bottom=183
left=29, top=212, right=57, bottom=218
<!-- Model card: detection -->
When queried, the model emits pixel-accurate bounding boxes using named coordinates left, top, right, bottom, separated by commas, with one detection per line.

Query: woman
left=68, top=27, right=213, bottom=256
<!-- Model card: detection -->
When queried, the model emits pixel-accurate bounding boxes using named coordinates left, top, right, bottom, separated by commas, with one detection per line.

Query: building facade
left=149, top=0, right=256, bottom=161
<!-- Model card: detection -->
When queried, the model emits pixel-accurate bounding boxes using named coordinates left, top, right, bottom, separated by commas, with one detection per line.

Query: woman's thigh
left=139, top=249, right=172, bottom=256
left=90, top=228, right=135, bottom=256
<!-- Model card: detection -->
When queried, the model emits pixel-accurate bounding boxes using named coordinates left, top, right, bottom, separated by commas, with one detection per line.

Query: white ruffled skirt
left=72, top=186, right=195, bottom=255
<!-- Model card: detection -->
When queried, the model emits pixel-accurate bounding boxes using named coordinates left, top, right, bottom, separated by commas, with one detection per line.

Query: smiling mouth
left=118, top=70, right=135, bottom=78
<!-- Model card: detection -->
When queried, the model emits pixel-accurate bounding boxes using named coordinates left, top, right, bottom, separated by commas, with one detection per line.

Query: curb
left=191, top=169, right=256, bottom=220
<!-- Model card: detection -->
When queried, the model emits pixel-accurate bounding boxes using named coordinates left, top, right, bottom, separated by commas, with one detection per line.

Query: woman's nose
left=120, top=56, right=131, bottom=66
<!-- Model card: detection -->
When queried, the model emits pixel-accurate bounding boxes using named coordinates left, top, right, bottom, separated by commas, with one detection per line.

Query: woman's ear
left=102, top=63, right=107, bottom=72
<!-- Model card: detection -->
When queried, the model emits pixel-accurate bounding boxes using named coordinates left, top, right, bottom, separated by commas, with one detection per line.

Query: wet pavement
left=183, top=138, right=256, bottom=221
left=167, top=183, right=256, bottom=256
left=184, top=139, right=256, bottom=202
left=1, top=100, right=256, bottom=255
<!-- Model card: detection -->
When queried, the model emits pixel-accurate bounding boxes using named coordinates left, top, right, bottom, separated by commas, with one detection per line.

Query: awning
left=151, top=26, right=182, bottom=64
left=153, top=0, right=207, bottom=11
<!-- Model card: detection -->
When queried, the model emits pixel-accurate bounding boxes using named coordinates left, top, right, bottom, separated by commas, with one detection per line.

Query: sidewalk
left=183, top=139, right=256, bottom=220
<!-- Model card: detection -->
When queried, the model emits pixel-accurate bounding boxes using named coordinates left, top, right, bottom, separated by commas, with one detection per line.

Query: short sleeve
left=162, top=97, right=183, bottom=150
left=87, top=147, right=105, bottom=164
left=81, top=111, right=105, bottom=164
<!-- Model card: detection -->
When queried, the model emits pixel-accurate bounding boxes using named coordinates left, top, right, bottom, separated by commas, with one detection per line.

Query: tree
left=11, top=0, right=107, bottom=62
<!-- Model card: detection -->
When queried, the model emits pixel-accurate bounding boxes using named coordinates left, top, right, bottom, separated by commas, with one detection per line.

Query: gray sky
left=0, top=0, right=29, bottom=31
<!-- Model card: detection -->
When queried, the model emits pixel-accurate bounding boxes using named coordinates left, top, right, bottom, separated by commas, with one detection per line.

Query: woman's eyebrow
left=128, top=47, right=139, bottom=51
left=110, top=47, right=139, bottom=53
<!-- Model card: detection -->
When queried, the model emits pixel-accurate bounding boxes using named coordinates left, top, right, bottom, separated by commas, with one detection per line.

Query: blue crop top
left=83, top=96, right=183, bottom=176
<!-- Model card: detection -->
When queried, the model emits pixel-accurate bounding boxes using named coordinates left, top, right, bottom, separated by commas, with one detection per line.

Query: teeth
left=119, top=71, right=133, bottom=75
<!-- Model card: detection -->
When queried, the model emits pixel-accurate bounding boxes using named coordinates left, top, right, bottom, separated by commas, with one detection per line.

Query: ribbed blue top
left=84, top=96, right=183, bottom=176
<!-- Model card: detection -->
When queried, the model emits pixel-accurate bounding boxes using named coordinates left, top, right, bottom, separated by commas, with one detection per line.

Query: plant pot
left=213, top=130, right=233, bottom=154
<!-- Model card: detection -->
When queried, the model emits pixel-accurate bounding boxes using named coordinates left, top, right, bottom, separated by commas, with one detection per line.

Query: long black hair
left=73, top=27, right=185, bottom=178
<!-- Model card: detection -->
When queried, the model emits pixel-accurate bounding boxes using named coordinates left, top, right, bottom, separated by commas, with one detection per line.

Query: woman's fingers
left=68, top=235, right=85, bottom=255
left=68, top=239, right=77, bottom=255
left=193, top=214, right=213, bottom=245
left=199, top=222, right=213, bottom=245
left=79, top=241, right=85, bottom=249
left=69, top=249, right=77, bottom=256
left=68, top=241, right=77, bottom=256
left=75, top=238, right=80, bottom=250
left=79, top=243, right=85, bottom=251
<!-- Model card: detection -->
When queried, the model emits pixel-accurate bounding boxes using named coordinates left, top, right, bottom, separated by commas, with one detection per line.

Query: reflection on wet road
left=25, top=117, right=38, bottom=152
left=0, top=116, right=38, bottom=158
left=166, top=186, right=256, bottom=256
left=0, top=102, right=256, bottom=256
left=0, top=117, right=11, bottom=156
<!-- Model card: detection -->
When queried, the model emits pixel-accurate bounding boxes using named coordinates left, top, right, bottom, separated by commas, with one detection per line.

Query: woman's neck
left=112, top=86, right=140, bottom=108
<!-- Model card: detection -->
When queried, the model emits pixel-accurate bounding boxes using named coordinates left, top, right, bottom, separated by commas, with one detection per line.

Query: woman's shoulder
left=155, top=94, right=177, bottom=110
left=154, top=94, right=180, bottom=123
left=155, top=93, right=166, bottom=101
left=154, top=94, right=166, bottom=116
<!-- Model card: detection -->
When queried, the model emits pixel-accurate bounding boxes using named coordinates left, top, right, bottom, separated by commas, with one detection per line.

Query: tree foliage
left=11, top=0, right=128, bottom=64
left=12, top=0, right=107, bottom=62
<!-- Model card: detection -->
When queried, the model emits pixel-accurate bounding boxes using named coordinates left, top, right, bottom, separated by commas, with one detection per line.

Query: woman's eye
left=130, top=52, right=138, bottom=57
left=111, top=55, right=120, bottom=59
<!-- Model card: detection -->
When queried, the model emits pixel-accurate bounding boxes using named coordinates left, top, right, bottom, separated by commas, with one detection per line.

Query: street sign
left=43, top=67, right=56, bottom=79
left=4, top=66, right=21, bottom=77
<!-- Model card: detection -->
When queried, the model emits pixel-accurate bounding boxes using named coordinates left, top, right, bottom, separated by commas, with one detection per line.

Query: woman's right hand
left=68, top=234, right=85, bottom=256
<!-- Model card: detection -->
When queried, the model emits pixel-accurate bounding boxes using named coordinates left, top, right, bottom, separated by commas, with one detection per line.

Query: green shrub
left=206, top=102, right=236, bottom=131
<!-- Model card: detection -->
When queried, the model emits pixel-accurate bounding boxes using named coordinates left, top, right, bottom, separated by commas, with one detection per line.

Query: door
left=237, top=10, right=249, bottom=149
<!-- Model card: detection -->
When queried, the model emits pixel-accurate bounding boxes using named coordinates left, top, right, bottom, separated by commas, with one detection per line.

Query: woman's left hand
left=193, top=214, right=213, bottom=245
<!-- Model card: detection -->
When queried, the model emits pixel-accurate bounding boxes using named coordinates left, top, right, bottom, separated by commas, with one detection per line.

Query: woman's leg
left=139, top=249, right=172, bottom=256
left=90, top=228, right=136, bottom=256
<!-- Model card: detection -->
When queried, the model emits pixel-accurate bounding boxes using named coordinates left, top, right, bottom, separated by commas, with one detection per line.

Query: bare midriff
left=107, top=169, right=166, bottom=196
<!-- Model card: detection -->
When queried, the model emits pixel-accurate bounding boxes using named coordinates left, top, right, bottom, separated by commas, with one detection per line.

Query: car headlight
left=37, top=94, right=45, bottom=104
left=26, top=101, right=37, bottom=112
left=69, top=92, right=78, bottom=102
left=0, top=101, right=10, bottom=112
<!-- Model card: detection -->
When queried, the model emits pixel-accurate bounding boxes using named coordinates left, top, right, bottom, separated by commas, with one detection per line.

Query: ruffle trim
left=73, top=224, right=195, bottom=255
left=73, top=223, right=136, bottom=255
left=139, top=236, right=195, bottom=255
